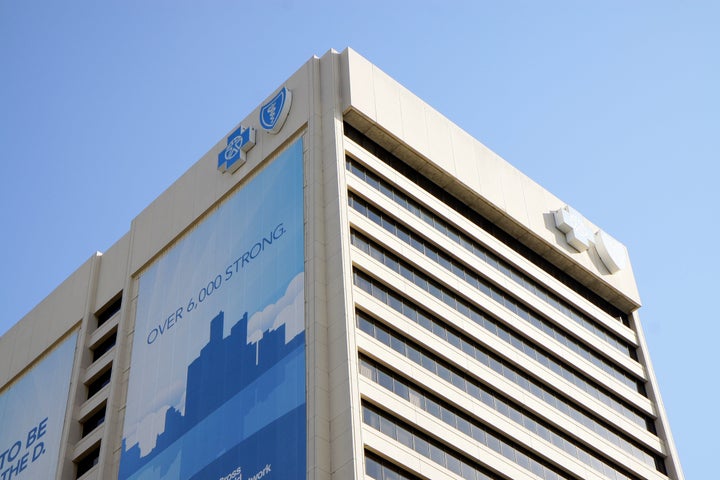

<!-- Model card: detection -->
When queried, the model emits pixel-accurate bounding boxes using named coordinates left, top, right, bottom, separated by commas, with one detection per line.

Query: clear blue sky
left=1, top=1, right=716, bottom=478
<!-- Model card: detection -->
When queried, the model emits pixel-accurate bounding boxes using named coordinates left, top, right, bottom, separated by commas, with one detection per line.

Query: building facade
left=0, top=49, right=683, bottom=480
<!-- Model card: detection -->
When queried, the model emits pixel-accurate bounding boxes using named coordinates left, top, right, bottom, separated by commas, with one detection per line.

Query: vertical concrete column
left=56, top=252, right=101, bottom=480
left=305, top=49, right=365, bottom=480
left=305, top=53, right=332, bottom=480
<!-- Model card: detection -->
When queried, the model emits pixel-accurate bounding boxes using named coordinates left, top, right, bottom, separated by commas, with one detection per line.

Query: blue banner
left=0, top=333, right=77, bottom=480
left=120, top=138, right=305, bottom=480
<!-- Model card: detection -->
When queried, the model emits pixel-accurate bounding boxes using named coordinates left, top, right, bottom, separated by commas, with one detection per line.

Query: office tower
left=0, top=48, right=683, bottom=480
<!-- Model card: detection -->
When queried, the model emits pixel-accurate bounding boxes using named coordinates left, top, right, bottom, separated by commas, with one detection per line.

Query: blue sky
left=1, top=1, right=716, bottom=478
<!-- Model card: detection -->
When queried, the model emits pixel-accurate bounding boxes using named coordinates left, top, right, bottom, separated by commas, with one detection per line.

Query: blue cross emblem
left=218, top=125, right=256, bottom=173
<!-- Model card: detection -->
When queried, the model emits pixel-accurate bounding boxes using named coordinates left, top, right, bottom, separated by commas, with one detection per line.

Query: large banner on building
left=119, top=139, right=305, bottom=480
left=0, top=332, right=77, bottom=480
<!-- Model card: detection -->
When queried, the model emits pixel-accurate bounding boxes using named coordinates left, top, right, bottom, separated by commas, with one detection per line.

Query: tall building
left=0, top=49, right=683, bottom=480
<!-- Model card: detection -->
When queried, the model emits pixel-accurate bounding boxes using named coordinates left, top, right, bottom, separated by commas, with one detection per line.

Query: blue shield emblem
left=218, top=125, right=256, bottom=173
left=259, top=87, right=292, bottom=134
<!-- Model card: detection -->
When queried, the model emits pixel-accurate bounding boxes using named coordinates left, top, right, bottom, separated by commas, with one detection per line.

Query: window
left=80, top=405, right=106, bottom=438
left=95, top=296, right=121, bottom=328
left=90, top=331, right=117, bottom=362
left=86, top=368, right=112, bottom=399
left=75, top=444, right=100, bottom=478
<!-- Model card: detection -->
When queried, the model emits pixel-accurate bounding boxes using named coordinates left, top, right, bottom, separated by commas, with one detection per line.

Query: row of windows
left=351, top=233, right=654, bottom=431
left=353, top=271, right=662, bottom=466
left=357, top=312, right=661, bottom=478
left=365, top=451, right=422, bottom=480
left=360, top=355, right=656, bottom=480
left=363, top=402, right=572, bottom=480
left=346, top=157, right=635, bottom=357
left=349, top=193, right=642, bottom=392
left=344, top=124, right=628, bottom=323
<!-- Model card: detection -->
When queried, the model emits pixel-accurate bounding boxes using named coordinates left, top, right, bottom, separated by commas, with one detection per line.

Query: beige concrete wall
left=0, top=256, right=91, bottom=390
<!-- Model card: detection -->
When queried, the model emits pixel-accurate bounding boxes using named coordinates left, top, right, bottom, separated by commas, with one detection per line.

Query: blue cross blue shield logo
left=259, top=87, right=292, bottom=134
left=218, top=125, right=256, bottom=173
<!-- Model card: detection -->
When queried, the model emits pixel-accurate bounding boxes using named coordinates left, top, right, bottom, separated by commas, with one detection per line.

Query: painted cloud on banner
left=248, top=273, right=304, bottom=346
